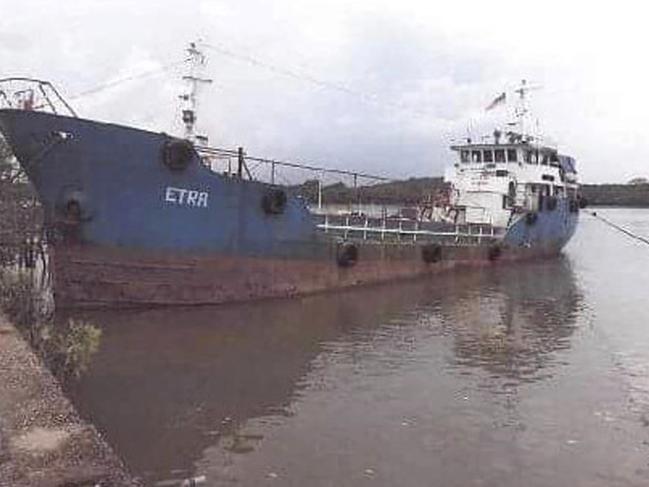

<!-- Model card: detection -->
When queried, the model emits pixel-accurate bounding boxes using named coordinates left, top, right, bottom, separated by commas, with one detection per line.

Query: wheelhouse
left=456, top=145, right=564, bottom=167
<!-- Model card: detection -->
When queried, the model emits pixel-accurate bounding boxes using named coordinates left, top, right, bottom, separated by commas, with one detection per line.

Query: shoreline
left=0, top=314, right=136, bottom=487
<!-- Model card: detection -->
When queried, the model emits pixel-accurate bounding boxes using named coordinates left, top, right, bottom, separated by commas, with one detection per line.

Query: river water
left=65, top=208, right=649, bottom=487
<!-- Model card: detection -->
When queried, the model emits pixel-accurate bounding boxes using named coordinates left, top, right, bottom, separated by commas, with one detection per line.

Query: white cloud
left=1, top=0, right=648, bottom=182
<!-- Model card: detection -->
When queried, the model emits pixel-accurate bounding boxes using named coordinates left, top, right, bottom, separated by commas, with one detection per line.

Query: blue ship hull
left=505, top=199, right=578, bottom=250
left=0, top=109, right=579, bottom=307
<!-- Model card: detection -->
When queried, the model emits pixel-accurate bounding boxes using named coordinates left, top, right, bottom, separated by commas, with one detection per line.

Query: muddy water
left=65, top=209, right=649, bottom=486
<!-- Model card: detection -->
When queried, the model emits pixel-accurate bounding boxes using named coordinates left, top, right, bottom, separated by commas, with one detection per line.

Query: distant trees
left=0, top=135, right=14, bottom=180
left=0, top=136, right=43, bottom=266
left=628, top=177, right=649, bottom=185
left=293, top=177, right=446, bottom=206
left=581, top=183, right=649, bottom=207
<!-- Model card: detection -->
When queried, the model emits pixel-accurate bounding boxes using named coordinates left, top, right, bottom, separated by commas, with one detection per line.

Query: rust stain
left=51, top=240, right=560, bottom=308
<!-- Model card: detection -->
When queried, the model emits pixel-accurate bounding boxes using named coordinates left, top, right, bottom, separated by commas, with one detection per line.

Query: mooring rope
left=588, top=211, right=649, bottom=246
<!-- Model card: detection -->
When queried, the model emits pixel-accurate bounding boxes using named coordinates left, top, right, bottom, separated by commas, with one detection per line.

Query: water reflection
left=438, top=258, right=583, bottom=381
left=64, top=257, right=582, bottom=484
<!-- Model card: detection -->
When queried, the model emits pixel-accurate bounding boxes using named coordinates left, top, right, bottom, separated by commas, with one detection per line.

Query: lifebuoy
left=421, top=243, right=442, bottom=263
left=336, top=242, right=358, bottom=267
left=162, top=138, right=195, bottom=171
left=261, top=188, right=287, bottom=215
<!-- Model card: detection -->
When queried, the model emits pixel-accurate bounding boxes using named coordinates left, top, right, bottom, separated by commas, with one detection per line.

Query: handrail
left=0, top=78, right=77, bottom=117
left=316, top=214, right=500, bottom=244
left=195, top=145, right=393, bottom=183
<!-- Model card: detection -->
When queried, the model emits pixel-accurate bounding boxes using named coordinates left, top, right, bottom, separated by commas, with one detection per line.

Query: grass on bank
left=0, top=269, right=101, bottom=381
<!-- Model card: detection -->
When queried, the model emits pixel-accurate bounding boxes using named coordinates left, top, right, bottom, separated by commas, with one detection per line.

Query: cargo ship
left=0, top=45, right=581, bottom=308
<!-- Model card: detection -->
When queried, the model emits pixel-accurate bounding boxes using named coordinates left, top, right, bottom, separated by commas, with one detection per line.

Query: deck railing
left=0, top=78, right=77, bottom=117
left=314, top=213, right=501, bottom=245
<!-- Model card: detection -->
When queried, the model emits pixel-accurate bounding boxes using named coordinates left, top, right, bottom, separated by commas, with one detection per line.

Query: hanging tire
left=569, top=199, right=580, bottom=213
left=488, top=244, right=502, bottom=261
left=58, top=187, right=91, bottom=223
left=336, top=242, right=358, bottom=267
left=421, top=243, right=442, bottom=263
left=578, top=195, right=588, bottom=209
left=525, top=212, right=538, bottom=225
left=65, top=200, right=82, bottom=223
left=261, top=188, right=287, bottom=215
left=162, top=138, right=195, bottom=171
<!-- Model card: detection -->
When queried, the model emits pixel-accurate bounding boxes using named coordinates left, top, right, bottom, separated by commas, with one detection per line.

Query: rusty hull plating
left=0, top=108, right=574, bottom=308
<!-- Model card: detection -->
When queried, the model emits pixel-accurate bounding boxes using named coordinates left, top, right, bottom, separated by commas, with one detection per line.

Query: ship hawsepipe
left=0, top=108, right=579, bottom=308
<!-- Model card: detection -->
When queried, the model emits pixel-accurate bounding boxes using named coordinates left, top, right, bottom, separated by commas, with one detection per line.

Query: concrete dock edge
left=0, top=314, right=137, bottom=487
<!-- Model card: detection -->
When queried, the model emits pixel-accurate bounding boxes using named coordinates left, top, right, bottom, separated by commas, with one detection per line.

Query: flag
left=485, top=92, right=506, bottom=111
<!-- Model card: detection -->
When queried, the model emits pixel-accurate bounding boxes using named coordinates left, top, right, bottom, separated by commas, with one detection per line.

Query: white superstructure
left=445, top=81, right=580, bottom=228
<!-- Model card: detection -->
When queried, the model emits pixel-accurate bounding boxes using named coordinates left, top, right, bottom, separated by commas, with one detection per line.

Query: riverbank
left=295, top=177, right=649, bottom=207
left=0, top=314, right=136, bottom=487
left=581, top=183, right=649, bottom=207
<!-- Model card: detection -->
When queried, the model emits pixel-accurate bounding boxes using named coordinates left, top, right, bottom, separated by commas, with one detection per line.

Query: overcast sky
left=1, top=0, right=647, bottom=183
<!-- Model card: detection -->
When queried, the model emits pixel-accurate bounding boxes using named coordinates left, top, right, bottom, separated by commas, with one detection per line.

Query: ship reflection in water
left=66, top=258, right=585, bottom=486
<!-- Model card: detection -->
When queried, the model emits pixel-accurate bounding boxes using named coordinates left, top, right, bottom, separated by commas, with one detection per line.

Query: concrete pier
left=0, top=315, right=136, bottom=487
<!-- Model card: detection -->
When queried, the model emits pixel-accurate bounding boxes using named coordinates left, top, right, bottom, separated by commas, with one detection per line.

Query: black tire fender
left=336, top=242, right=359, bottom=267
left=162, top=138, right=195, bottom=171
left=261, top=188, right=288, bottom=215
left=58, top=187, right=91, bottom=223
left=421, top=243, right=442, bottom=263
left=578, top=195, right=588, bottom=209
left=569, top=199, right=580, bottom=213
left=488, top=244, right=502, bottom=261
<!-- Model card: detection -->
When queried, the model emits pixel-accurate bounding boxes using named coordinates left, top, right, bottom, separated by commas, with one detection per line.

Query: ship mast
left=180, top=41, right=212, bottom=144
left=511, top=79, right=541, bottom=141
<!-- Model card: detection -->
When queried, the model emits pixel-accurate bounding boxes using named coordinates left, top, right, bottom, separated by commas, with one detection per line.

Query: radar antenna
left=180, top=41, right=213, bottom=143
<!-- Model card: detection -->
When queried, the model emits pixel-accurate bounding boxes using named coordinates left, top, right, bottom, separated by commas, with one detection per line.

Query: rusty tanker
left=0, top=55, right=581, bottom=308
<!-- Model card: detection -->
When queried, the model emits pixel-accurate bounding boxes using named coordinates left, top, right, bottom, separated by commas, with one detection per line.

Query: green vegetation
left=581, top=183, right=649, bottom=207
left=296, top=177, right=445, bottom=206
left=0, top=270, right=102, bottom=382
left=628, top=177, right=649, bottom=185
left=0, top=136, right=101, bottom=382
left=0, top=135, right=43, bottom=266
left=297, top=176, right=649, bottom=208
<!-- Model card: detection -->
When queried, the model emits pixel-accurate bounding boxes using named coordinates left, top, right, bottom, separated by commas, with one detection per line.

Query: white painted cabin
left=446, top=131, right=579, bottom=228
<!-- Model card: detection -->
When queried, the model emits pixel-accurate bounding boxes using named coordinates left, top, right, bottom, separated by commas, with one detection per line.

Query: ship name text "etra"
left=164, top=187, right=209, bottom=208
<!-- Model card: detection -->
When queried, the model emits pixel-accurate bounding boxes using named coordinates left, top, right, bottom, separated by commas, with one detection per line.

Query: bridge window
left=526, top=150, right=540, bottom=164
left=471, top=150, right=482, bottom=162
left=483, top=150, right=493, bottom=162
left=461, top=150, right=470, bottom=163
left=494, top=149, right=505, bottom=162
left=507, top=149, right=517, bottom=162
left=550, top=152, right=560, bottom=167
left=541, top=153, right=549, bottom=165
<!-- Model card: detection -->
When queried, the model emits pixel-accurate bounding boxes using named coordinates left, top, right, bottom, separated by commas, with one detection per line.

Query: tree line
left=0, top=137, right=43, bottom=266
